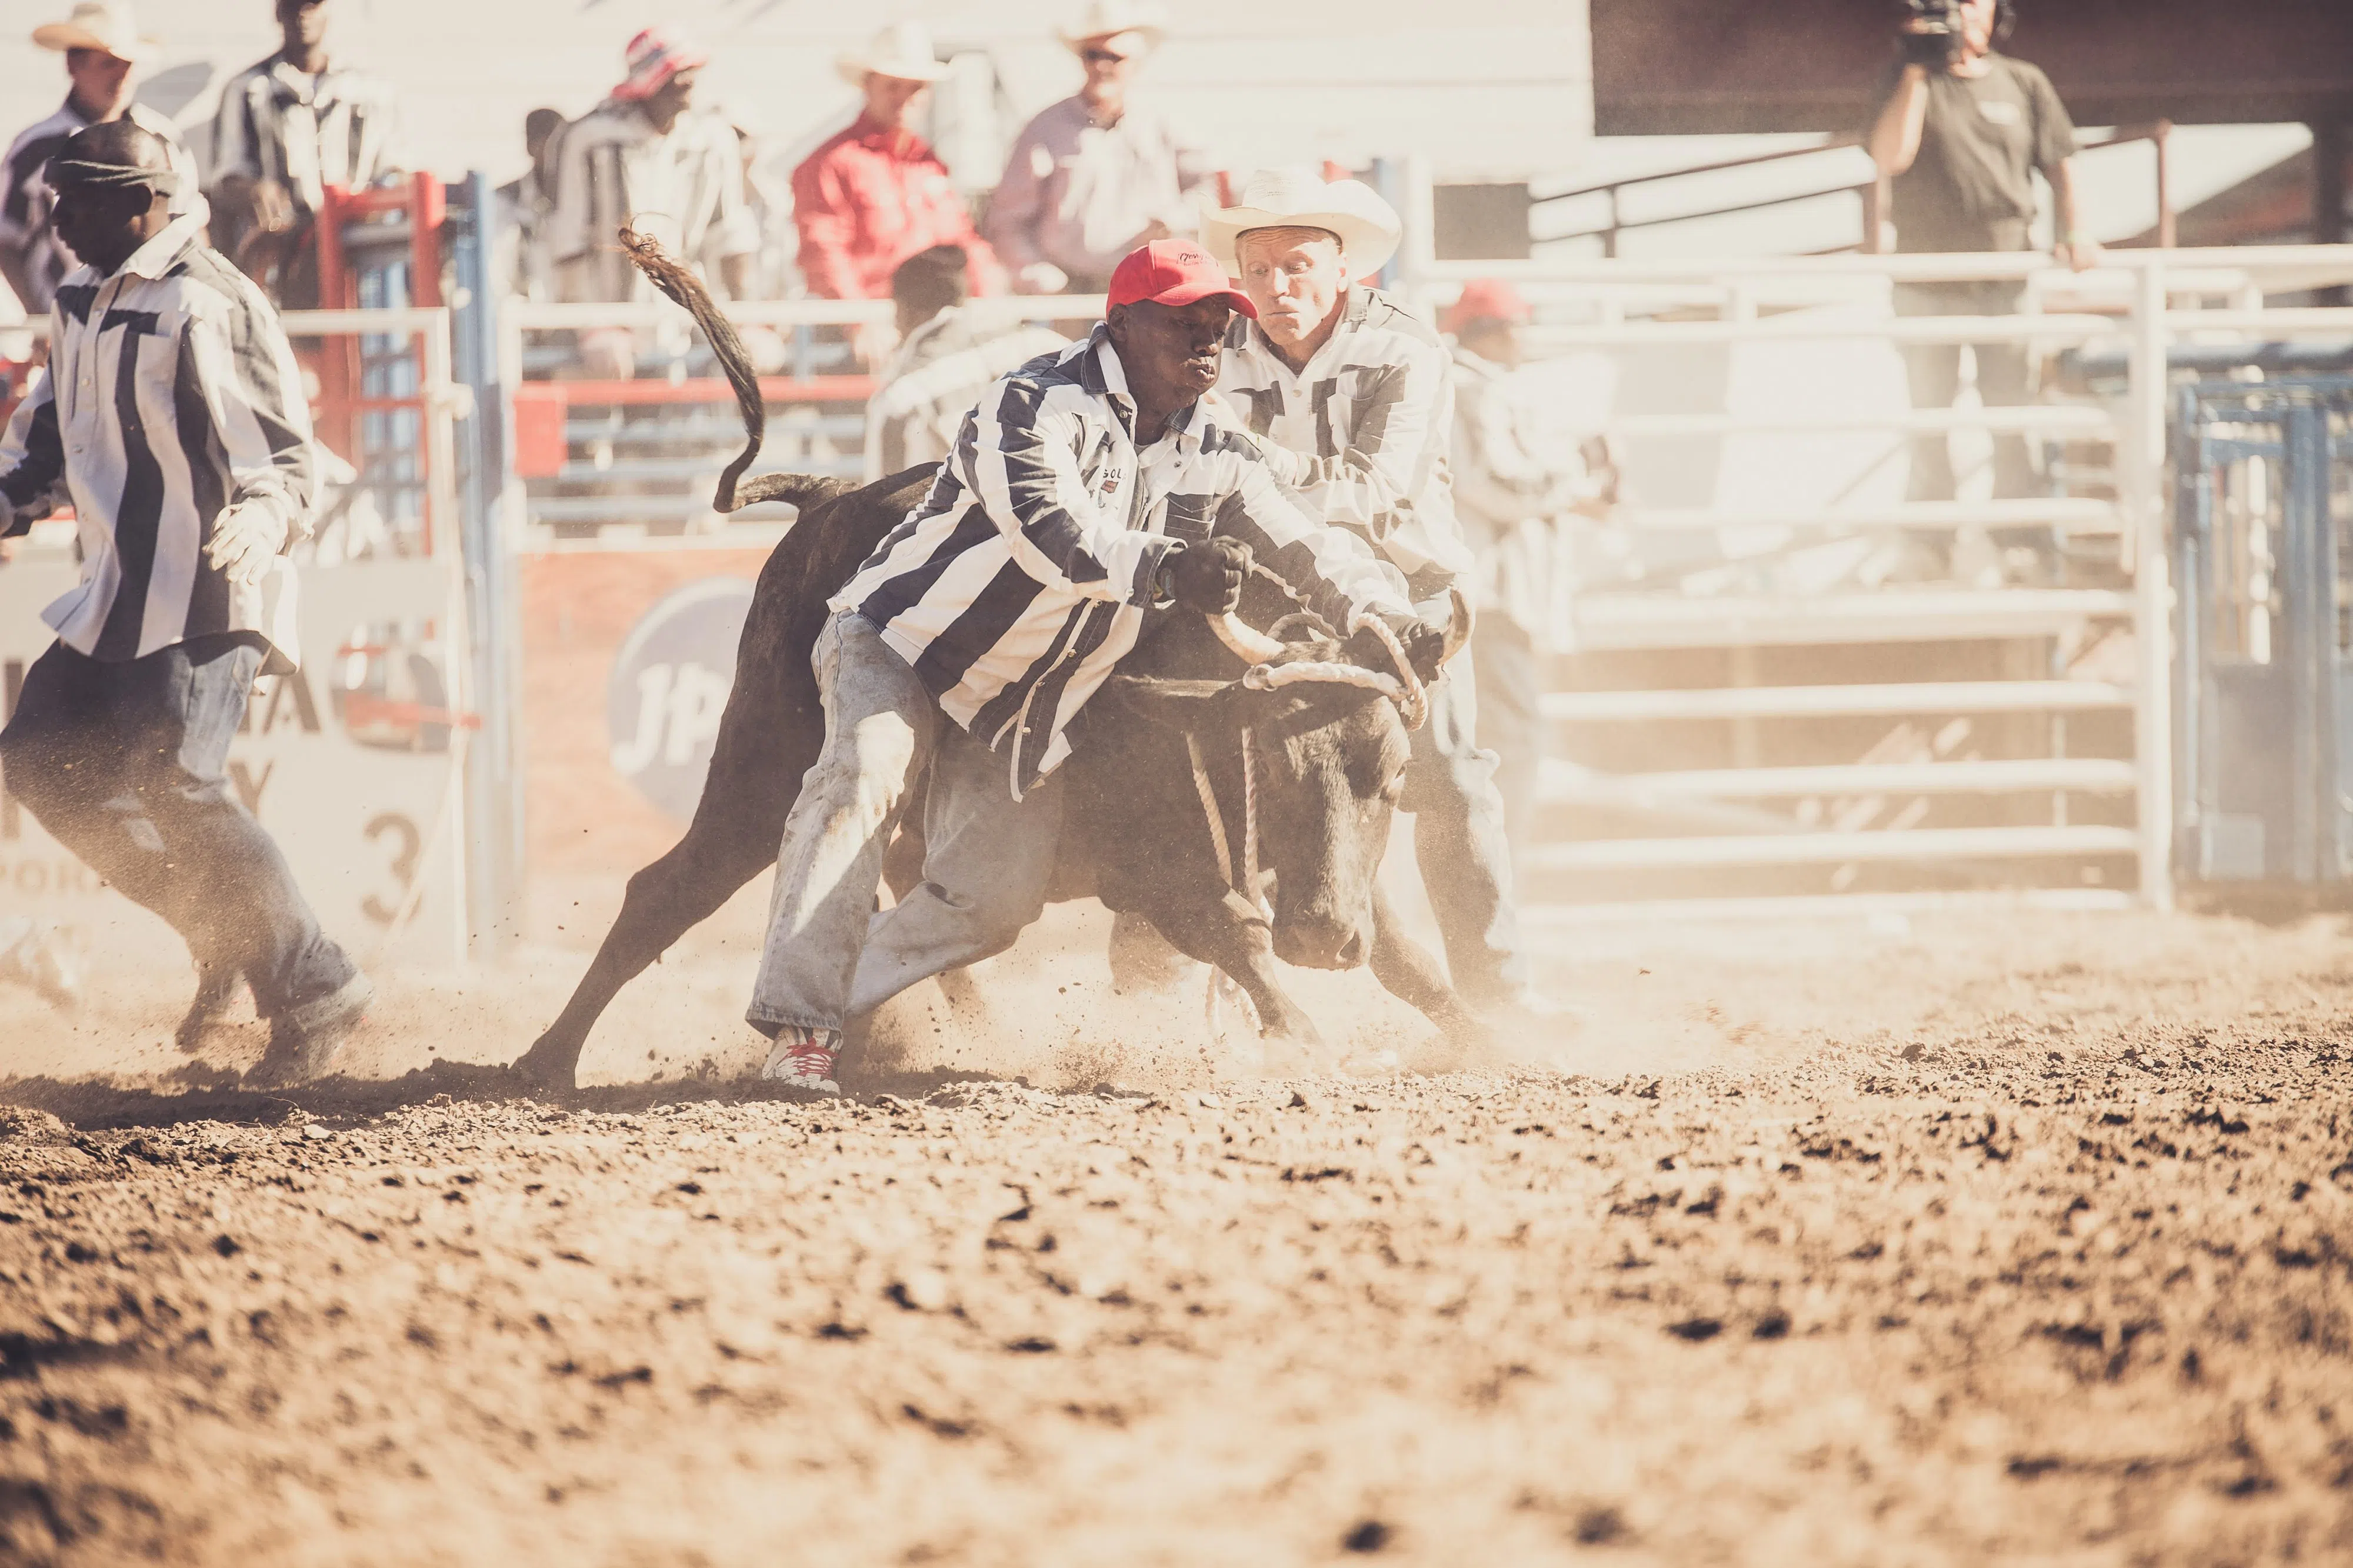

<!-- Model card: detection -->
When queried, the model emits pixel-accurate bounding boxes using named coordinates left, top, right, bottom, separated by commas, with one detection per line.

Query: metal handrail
left=1532, top=122, right=2175, bottom=259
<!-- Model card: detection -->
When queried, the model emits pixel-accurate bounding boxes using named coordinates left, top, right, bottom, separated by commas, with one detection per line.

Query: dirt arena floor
left=1, top=899, right=2350, bottom=1566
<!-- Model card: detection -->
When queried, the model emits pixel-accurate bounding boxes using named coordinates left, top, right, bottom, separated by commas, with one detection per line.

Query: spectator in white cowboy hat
left=986, top=0, right=1210, bottom=298
left=1, top=2, right=195, bottom=317
left=207, top=0, right=403, bottom=306
left=792, top=19, right=1004, bottom=345
left=1203, top=167, right=1557, bottom=1020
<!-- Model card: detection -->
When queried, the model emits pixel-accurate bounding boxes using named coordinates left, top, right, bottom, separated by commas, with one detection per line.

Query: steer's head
left=1102, top=594, right=1471, bottom=972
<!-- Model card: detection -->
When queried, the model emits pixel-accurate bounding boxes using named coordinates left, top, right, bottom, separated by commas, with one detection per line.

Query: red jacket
left=790, top=116, right=1003, bottom=301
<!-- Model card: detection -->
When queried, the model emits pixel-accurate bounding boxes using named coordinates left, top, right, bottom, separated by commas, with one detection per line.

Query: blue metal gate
left=2172, top=381, right=2353, bottom=884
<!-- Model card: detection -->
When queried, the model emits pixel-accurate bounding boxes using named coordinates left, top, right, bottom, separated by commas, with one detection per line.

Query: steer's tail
left=617, top=225, right=858, bottom=517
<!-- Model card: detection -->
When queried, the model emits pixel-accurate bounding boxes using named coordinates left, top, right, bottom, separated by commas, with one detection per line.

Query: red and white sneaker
left=759, top=1029, right=841, bottom=1096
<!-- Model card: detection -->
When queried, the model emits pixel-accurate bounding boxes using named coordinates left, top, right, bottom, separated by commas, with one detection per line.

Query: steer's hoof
left=511, top=1036, right=581, bottom=1095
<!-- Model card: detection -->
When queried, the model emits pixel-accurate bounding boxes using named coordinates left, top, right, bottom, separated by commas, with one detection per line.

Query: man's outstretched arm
left=0, top=363, right=65, bottom=536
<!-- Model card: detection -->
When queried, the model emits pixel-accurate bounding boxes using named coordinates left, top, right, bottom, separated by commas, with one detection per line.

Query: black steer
left=511, top=233, right=1486, bottom=1091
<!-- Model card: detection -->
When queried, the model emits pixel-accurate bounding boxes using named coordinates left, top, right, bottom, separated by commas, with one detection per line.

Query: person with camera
left=1866, top=0, right=2094, bottom=572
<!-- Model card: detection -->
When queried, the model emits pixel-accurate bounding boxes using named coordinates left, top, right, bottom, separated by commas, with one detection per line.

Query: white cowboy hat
left=1202, top=168, right=1402, bottom=279
left=1057, top=0, right=1166, bottom=51
left=835, top=21, right=952, bottom=88
left=31, top=1, right=158, bottom=64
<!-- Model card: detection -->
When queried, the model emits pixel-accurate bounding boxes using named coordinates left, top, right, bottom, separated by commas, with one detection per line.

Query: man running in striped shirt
left=746, top=239, right=1418, bottom=1093
left=1207, top=169, right=1549, bottom=1019
left=0, top=121, right=370, bottom=1083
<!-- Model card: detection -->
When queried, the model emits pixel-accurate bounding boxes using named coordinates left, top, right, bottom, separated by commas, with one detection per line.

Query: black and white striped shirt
left=1216, top=285, right=1474, bottom=593
left=0, top=212, right=315, bottom=670
left=0, top=101, right=195, bottom=314
left=208, top=55, right=402, bottom=218
left=862, top=305, right=1068, bottom=481
left=834, top=325, right=1409, bottom=795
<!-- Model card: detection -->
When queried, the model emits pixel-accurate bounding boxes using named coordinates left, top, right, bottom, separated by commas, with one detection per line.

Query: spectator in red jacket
left=792, top=20, right=1004, bottom=365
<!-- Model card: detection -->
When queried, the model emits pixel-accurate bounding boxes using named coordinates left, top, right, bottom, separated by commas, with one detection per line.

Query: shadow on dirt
left=0, top=1060, right=1017, bottom=1131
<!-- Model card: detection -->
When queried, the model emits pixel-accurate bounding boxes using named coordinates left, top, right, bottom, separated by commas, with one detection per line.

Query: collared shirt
left=0, top=100, right=195, bottom=314
left=545, top=101, right=758, bottom=305
left=833, top=325, right=1409, bottom=795
left=0, top=212, right=316, bottom=670
left=863, top=305, right=1069, bottom=481
left=790, top=115, right=1001, bottom=301
left=1450, top=343, right=1605, bottom=645
left=1216, top=286, right=1474, bottom=593
left=984, top=95, right=1209, bottom=288
left=208, top=53, right=402, bottom=216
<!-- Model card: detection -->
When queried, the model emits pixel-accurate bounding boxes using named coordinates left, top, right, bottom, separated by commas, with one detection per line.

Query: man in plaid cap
left=545, top=28, right=763, bottom=379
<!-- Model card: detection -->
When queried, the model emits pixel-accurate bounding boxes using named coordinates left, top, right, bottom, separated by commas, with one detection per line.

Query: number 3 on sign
left=362, top=812, right=422, bottom=925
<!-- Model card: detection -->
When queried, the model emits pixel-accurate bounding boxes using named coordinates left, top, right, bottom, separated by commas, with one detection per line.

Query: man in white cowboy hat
left=792, top=20, right=1003, bottom=333
left=1204, top=167, right=1551, bottom=1019
left=1, top=2, right=194, bottom=316
left=207, top=0, right=402, bottom=307
left=986, top=0, right=1209, bottom=297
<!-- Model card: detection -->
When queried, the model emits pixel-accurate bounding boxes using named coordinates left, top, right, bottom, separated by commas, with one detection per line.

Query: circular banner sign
left=606, top=576, right=756, bottom=820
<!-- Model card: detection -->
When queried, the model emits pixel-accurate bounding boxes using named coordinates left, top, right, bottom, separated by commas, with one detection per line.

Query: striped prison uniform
left=862, top=305, right=1069, bottom=481
left=208, top=54, right=402, bottom=220
left=544, top=101, right=758, bottom=305
left=1215, top=285, right=1475, bottom=595
left=832, top=323, right=1412, bottom=798
left=0, top=210, right=317, bottom=673
left=0, top=101, right=195, bottom=315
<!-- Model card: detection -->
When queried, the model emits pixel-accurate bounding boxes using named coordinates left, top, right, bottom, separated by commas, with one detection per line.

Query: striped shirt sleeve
left=1213, top=442, right=1411, bottom=632
left=183, top=280, right=317, bottom=540
left=1292, top=339, right=1456, bottom=554
left=0, top=357, right=65, bottom=533
left=958, top=376, right=1179, bottom=607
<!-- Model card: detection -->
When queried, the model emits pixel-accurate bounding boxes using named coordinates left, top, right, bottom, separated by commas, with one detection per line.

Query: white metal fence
left=1391, top=242, right=2353, bottom=920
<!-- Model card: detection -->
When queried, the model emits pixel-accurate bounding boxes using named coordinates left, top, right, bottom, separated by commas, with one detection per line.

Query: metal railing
left=1392, top=239, right=2353, bottom=918
left=1532, top=122, right=2176, bottom=258
left=499, top=295, right=1103, bottom=538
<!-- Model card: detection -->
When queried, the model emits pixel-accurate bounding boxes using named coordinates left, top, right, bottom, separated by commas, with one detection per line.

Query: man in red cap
left=1445, top=278, right=1618, bottom=863
left=545, top=28, right=763, bottom=378
left=740, top=239, right=1420, bottom=1093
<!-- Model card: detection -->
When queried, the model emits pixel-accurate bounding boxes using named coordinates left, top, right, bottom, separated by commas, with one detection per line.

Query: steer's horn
left=1439, top=586, right=1475, bottom=668
left=1207, top=612, right=1287, bottom=666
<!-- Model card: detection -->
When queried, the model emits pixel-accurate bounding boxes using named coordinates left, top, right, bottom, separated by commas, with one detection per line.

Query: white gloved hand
left=1015, top=261, right=1070, bottom=296
left=204, top=503, right=290, bottom=586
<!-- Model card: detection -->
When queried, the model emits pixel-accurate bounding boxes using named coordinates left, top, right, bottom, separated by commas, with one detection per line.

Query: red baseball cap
left=1441, top=277, right=1531, bottom=336
left=1107, top=239, right=1257, bottom=318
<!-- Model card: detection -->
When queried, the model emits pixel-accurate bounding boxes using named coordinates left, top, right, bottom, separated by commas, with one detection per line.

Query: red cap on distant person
left=1441, top=277, right=1531, bottom=336
left=613, top=27, right=709, bottom=101
left=1107, top=239, right=1257, bottom=318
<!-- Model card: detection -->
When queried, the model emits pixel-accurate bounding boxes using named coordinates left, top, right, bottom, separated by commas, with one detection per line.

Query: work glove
left=1161, top=536, right=1252, bottom=615
left=204, top=503, right=290, bottom=587
left=1347, top=610, right=1447, bottom=685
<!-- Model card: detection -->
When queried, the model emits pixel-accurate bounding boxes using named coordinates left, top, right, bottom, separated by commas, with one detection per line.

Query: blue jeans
left=0, top=636, right=358, bottom=1020
left=1399, top=649, right=1529, bottom=1004
left=747, top=612, right=1062, bottom=1039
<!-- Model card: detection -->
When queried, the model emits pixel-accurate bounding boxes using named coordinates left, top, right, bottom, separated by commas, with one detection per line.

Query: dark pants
left=0, top=636, right=356, bottom=1020
left=1895, top=279, right=2044, bottom=546
left=1400, top=650, right=1528, bottom=1005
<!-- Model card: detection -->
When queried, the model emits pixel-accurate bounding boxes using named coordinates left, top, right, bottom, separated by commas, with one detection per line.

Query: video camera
left=1897, top=0, right=2012, bottom=67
